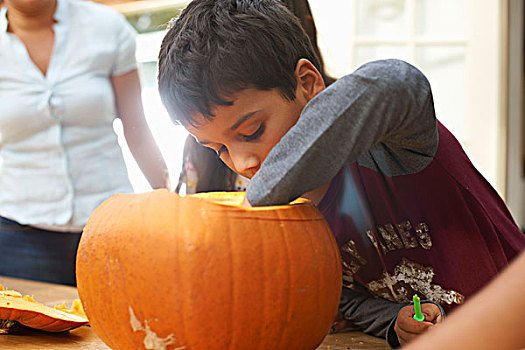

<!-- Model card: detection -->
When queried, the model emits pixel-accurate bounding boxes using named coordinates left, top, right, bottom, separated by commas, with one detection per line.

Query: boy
left=173, top=0, right=335, bottom=196
left=158, top=0, right=525, bottom=347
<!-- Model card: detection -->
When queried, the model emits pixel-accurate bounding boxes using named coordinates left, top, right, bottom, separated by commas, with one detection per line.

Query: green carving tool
left=413, top=294, right=425, bottom=322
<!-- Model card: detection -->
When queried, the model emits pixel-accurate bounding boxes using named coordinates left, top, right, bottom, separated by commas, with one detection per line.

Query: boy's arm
left=338, top=286, right=406, bottom=339
left=339, top=287, right=445, bottom=349
left=246, top=59, right=437, bottom=206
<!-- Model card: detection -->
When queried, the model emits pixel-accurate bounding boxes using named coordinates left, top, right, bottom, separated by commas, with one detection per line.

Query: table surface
left=0, top=276, right=389, bottom=350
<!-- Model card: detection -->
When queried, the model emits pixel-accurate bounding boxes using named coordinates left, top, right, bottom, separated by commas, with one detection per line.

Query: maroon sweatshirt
left=319, top=121, right=524, bottom=312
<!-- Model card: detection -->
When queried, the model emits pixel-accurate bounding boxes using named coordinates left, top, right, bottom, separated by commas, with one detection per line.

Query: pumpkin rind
left=0, top=287, right=88, bottom=333
left=76, top=190, right=342, bottom=350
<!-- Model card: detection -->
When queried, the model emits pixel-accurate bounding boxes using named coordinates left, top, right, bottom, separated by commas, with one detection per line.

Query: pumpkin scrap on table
left=76, top=190, right=342, bottom=350
left=0, top=284, right=88, bottom=333
left=54, top=298, right=88, bottom=319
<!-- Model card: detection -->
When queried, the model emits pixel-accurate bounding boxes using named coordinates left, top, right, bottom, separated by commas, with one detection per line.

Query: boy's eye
left=241, top=124, right=265, bottom=142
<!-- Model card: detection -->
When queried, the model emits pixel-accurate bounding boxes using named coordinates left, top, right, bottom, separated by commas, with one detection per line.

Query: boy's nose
left=230, top=151, right=260, bottom=178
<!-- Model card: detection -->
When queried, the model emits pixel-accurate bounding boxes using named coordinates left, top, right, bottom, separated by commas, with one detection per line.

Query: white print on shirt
left=340, top=239, right=367, bottom=285
left=366, top=258, right=465, bottom=305
left=341, top=220, right=432, bottom=285
left=339, top=220, right=463, bottom=307
left=367, top=221, right=432, bottom=255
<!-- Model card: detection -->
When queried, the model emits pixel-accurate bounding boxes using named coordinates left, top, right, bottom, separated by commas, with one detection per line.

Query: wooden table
left=0, top=276, right=389, bottom=350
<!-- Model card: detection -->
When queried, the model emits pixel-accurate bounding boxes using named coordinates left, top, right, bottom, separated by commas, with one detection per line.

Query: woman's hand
left=394, top=303, right=443, bottom=346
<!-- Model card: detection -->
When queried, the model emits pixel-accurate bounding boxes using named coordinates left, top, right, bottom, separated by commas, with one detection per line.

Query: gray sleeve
left=339, top=287, right=405, bottom=339
left=246, top=59, right=437, bottom=206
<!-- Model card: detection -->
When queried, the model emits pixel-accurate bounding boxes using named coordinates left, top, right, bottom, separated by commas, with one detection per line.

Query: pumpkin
left=0, top=284, right=88, bottom=333
left=76, top=190, right=342, bottom=350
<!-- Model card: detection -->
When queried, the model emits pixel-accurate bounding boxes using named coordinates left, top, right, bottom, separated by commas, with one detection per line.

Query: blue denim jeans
left=0, top=217, right=82, bottom=286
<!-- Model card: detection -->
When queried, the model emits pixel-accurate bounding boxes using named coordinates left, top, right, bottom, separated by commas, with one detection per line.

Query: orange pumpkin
left=76, top=190, right=342, bottom=350
left=0, top=284, right=88, bottom=333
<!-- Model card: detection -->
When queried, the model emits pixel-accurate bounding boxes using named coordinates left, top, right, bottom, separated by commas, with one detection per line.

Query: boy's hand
left=394, top=303, right=442, bottom=346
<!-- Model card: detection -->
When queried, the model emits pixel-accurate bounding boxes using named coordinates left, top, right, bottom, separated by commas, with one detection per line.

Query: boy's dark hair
left=158, top=0, right=322, bottom=126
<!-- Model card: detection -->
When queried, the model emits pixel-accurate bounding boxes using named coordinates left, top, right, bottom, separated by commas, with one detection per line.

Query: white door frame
left=506, top=0, right=524, bottom=229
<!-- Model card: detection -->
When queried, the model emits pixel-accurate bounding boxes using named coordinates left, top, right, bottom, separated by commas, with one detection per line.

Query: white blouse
left=0, top=0, right=136, bottom=231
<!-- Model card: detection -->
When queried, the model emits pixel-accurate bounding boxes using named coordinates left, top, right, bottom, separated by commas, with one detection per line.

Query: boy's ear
left=294, top=58, right=325, bottom=101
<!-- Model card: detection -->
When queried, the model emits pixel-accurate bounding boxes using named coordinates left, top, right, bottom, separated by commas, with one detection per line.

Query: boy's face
left=187, top=88, right=306, bottom=179
left=186, top=58, right=325, bottom=179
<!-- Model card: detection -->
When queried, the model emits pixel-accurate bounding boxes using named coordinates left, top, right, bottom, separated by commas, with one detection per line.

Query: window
left=310, top=0, right=507, bottom=195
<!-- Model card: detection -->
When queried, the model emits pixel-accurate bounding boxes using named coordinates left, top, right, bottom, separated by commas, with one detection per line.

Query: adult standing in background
left=0, top=0, right=169, bottom=285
